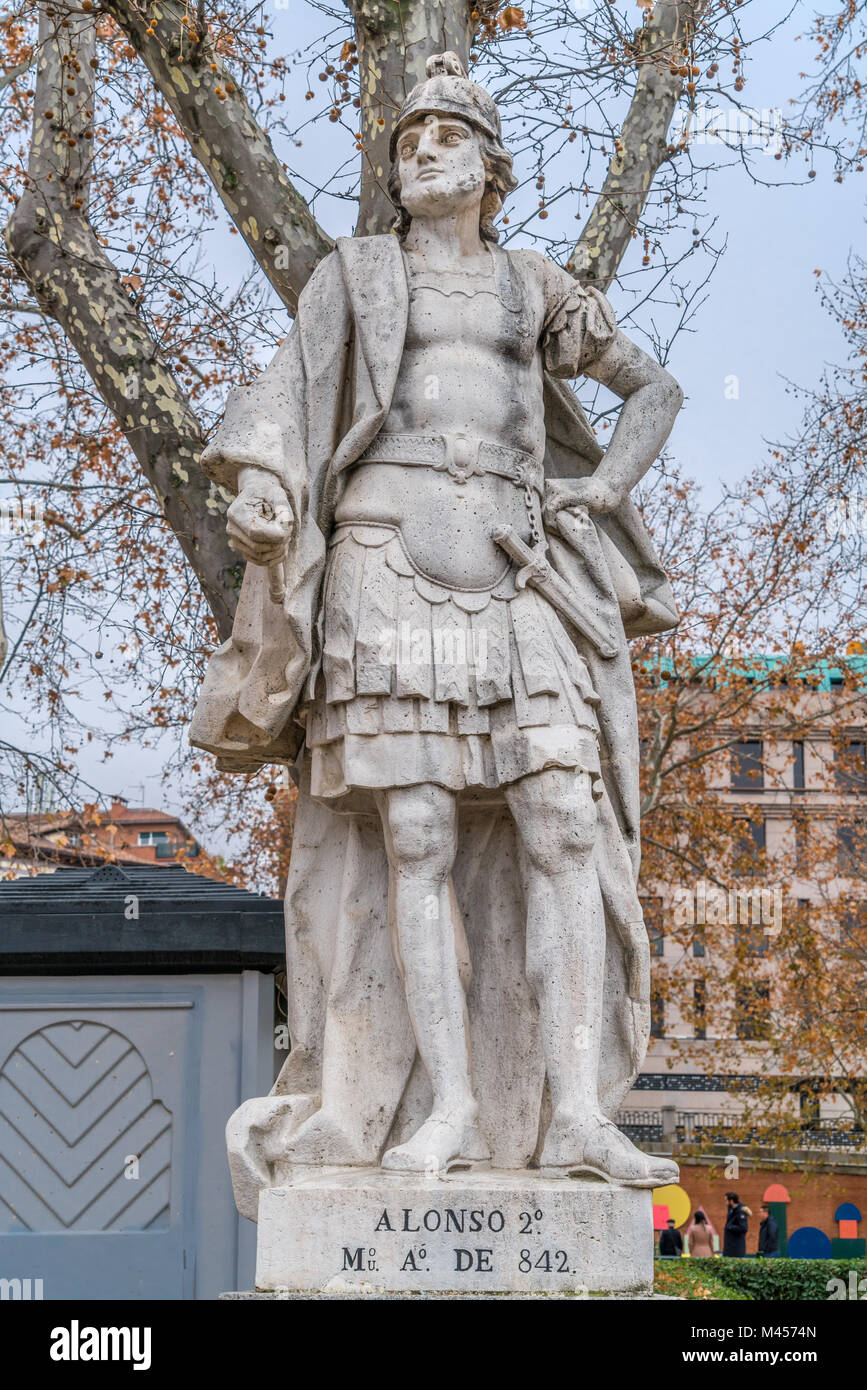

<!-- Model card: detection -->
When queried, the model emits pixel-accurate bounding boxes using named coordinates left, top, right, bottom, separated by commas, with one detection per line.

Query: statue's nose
left=416, top=131, right=439, bottom=162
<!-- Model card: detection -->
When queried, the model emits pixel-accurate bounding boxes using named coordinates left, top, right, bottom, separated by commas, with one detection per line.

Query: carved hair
left=387, top=126, right=517, bottom=244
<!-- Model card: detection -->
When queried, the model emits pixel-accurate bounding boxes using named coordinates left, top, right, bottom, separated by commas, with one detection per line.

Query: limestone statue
left=191, top=53, right=682, bottom=1221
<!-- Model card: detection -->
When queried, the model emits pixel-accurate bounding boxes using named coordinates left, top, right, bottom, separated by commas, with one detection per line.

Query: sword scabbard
left=492, top=524, right=618, bottom=659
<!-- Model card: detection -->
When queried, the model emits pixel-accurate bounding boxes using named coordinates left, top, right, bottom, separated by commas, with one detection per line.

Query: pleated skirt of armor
left=302, top=523, right=603, bottom=801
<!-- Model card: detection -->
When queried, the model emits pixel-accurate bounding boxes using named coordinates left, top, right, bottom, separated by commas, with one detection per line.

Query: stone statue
left=191, top=54, right=681, bottom=1228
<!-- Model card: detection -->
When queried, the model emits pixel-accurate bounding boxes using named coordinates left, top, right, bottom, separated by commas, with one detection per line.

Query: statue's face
left=395, top=114, right=485, bottom=219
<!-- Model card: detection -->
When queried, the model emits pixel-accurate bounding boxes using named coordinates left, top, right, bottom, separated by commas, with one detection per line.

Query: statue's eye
left=401, top=143, right=417, bottom=158
left=442, top=132, right=462, bottom=144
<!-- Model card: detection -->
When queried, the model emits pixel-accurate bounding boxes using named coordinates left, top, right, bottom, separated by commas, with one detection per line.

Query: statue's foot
left=281, top=1107, right=371, bottom=1170
left=381, top=1105, right=490, bottom=1177
left=540, top=1110, right=678, bottom=1189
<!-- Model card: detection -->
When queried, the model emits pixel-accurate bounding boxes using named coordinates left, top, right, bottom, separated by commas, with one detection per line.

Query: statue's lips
left=415, top=168, right=445, bottom=181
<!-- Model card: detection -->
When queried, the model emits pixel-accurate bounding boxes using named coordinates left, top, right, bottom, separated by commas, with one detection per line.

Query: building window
left=731, top=740, right=764, bottom=792
left=642, top=897, right=664, bottom=956
left=735, top=981, right=771, bottom=1040
left=735, top=920, right=768, bottom=956
left=650, top=990, right=665, bottom=1039
left=794, top=812, right=809, bottom=871
left=798, top=1086, right=821, bottom=1128
left=138, top=830, right=169, bottom=846
left=694, top=979, right=707, bottom=1039
left=837, top=819, right=865, bottom=874
left=792, top=740, right=805, bottom=791
left=840, top=899, right=867, bottom=953
left=733, top=817, right=766, bottom=874
left=835, top=740, right=867, bottom=792
left=693, top=925, right=706, bottom=959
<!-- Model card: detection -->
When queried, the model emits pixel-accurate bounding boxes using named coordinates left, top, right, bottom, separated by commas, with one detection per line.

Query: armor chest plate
left=403, top=275, right=536, bottom=364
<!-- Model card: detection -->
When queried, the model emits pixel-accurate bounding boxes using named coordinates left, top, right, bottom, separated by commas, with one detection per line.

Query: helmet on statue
left=390, top=52, right=503, bottom=159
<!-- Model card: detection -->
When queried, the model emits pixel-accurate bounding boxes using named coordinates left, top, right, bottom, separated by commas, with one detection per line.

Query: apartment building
left=1, top=796, right=202, bottom=877
left=622, top=660, right=867, bottom=1153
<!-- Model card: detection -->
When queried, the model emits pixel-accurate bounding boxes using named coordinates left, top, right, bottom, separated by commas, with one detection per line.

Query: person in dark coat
left=659, top=1219, right=684, bottom=1257
left=757, top=1204, right=780, bottom=1256
left=723, top=1191, right=749, bottom=1257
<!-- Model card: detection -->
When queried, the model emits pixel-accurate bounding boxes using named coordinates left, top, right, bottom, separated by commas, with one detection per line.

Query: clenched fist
left=226, top=467, right=294, bottom=567
left=544, top=474, right=623, bottom=523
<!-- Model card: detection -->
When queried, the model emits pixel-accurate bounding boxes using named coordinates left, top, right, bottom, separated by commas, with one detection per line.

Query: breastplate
left=402, top=252, right=535, bottom=360
left=336, top=251, right=544, bottom=587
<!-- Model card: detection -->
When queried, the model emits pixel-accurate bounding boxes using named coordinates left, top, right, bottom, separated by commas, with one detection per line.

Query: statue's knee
left=384, top=786, right=456, bottom=879
left=514, top=779, right=598, bottom=874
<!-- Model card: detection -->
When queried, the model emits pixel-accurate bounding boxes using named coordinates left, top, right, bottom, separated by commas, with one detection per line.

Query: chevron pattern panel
left=0, top=1021, right=172, bottom=1232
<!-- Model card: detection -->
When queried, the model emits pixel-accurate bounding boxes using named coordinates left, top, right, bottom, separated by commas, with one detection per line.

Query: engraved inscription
left=336, top=1203, right=581, bottom=1280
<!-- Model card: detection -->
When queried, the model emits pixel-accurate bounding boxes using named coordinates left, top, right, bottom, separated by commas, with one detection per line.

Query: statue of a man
left=192, top=54, right=680, bottom=1204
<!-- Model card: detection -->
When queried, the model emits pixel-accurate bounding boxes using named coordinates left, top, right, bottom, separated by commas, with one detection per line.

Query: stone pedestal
left=255, top=1169, right=653, bottom=1297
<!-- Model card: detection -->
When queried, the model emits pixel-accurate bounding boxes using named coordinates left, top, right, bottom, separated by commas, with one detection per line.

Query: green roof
left=642, top=655, right=867, bottom=691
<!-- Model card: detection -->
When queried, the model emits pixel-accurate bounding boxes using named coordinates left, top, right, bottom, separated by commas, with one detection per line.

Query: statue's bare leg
left=506, top=767, right=677, bottom=1187
left=376, top=782, right=490, bottom=1175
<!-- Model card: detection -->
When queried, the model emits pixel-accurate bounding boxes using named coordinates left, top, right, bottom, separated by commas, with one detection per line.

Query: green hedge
left=654, top=1261, right=748, bottom=1300
left=658, top=1258, right=867, bottom=1302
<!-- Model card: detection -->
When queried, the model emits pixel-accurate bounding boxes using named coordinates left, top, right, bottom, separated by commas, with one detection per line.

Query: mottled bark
left=569, top=0, right=709, bottom=290
left=351, top=0, right=473, bottom=236
left=4, top=5, right=239, bottom=638
left=104, top=0, right=333, bottom=313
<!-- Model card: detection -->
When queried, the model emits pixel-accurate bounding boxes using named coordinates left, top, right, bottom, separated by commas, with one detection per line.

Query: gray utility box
left=0, top=863, right=284, bottom=1300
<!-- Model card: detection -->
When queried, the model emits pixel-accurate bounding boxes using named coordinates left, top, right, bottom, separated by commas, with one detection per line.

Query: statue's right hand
left=226, top=469, right=294, bottom=567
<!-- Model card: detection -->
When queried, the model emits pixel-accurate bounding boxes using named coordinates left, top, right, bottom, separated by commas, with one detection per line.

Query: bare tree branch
left=570, top=0, right=710, bottom=289
left=0, top=57, right=32, bottom=93
left=0, top=571, right=6, bottom=671
left=103, top=0, right=334, bottom=311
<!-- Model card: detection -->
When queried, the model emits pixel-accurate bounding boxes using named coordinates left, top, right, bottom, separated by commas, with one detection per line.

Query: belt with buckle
left=356, top=431, right=544, bottom=492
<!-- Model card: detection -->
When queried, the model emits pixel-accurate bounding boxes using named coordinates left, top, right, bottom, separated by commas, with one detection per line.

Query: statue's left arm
left=539, top=262, right=683, bottom=518
left=576, top=332, right=683, bottom=513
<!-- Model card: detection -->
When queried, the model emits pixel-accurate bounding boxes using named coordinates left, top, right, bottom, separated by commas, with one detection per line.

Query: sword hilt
left=267, top=560, right=285, bottom=605
left=258, top=497, right=287, bottom=605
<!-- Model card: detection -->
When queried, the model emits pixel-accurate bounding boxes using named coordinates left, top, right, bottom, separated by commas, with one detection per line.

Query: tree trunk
left=571, top=0, right=709, bottom=290
left=4, top=4, right=239, bottom=638
left=352, top=0, right=473, bottom=237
